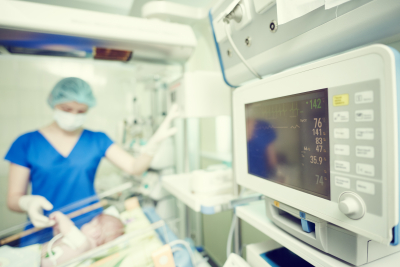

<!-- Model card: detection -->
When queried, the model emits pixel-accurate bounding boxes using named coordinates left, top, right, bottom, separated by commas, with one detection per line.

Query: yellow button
left=333, top=94, right=349, bottom=106
left=273, top=200, right=280, bottom=208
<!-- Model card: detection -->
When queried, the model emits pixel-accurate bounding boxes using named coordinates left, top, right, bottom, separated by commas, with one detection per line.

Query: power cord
left=226, top=212, right=237, bottom=259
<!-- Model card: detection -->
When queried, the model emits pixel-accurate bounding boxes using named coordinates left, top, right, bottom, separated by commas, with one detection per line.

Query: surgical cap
left=48, top=77, right=96, bottom=108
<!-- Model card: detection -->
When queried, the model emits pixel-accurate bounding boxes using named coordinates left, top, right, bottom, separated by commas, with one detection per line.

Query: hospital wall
left=0, top=55, right=139, bottom=232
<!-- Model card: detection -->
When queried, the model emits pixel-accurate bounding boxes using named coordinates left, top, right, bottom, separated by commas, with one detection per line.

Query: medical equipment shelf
left=236, top=201, right=400, bottom=267
left=162, top=174, right=236, bottom=214
left=200, top=151, right=232, bottom=162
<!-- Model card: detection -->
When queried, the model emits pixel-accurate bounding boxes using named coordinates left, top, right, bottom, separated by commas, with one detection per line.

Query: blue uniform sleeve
left=4, top=134, right=31, bottom=168
left=96, top=132, right=114, bottom=157
left=256, top=121, right=277, bottom=145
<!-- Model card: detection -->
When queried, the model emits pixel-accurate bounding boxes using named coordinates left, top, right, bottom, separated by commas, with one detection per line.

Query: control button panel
left=334, top=160, right=350, bottom=172
left=355, top=91, right=373, bottom=104
left=355, top=128, right=374, bottom=140
left=329, top=80, right=382, bottom=217
left=355, top=109, right=374, bottom=122
left=333, top=111, right=349, bottom=122
left=356, top=163, right=374, bottom=177
left=355, top=146, right=374, bottom=158
left=356, top=181, right=375, bottom=195
left=334, top=128, right=349, bottom=139
left=333, top=94, right=349, bottom=106
left=335, top=176, right=350, bottom=189
left=334, top=144, right=350, bottom=155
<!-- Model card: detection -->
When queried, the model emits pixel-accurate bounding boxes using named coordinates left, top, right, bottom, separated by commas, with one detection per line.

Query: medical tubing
left=164, top=224, right=170, bottom=244
left=226, top=212, right=237, bottom=259
left=169, top=240, right=196, bottom=267
left=47, top=233, right=63, bottom=266
left=171, top=247, right=184, bottom=253
left=223, top=22, right=262, bottom=80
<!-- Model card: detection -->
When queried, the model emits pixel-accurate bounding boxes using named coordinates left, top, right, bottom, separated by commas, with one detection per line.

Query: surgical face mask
left=53, top=109, right=86, bottom=132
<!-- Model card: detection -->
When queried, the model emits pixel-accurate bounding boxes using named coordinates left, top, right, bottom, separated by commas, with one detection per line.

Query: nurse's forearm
left=7, top=163, right=31, bottom=212
left=7, top=193, right=25, bottom=212
left=105, top=144, right=153, bottom=176
left=129, top=153, right=153, bottom=175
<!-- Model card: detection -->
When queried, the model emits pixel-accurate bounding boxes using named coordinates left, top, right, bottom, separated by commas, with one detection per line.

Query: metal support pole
left=228, top=86, right=241, bottom=255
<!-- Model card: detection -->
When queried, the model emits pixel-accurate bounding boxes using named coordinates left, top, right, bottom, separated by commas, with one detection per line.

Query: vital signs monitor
left=233, top=45, right=400, bottom=265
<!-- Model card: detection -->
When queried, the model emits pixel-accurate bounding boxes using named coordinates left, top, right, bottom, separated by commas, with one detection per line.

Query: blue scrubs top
left=247, top=121, right=277, bottom=178
left=4, top=129, right=113, bottom=246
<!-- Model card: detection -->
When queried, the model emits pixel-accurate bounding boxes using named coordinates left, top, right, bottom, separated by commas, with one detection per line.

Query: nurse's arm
left=105, top=144, right=153, bottom=176
left=7, top=163, right=30, bottom=212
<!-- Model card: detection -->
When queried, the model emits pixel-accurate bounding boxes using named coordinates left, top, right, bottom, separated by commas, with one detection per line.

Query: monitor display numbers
left=245, top=89, right=330, bottom=200
left=310, top=98, right=322, bottom=109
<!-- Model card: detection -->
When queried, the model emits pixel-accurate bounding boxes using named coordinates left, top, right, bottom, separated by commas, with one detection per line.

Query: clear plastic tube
left=47, top=233, right=63, bottom=266
left=169, top=239, right=196, bottom=267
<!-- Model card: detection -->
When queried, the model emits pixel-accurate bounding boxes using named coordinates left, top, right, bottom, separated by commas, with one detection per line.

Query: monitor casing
left=233, top=45, right=400, bottom=245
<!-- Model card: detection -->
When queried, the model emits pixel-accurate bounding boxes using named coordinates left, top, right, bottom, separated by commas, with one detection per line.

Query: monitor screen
left=245, top=89, right=330, bottom=199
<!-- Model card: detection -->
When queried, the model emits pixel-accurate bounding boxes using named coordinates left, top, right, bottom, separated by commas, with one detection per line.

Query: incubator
left=0, top=1, right=209, bottom=265
left=0, top=183, right=207, bottom=267
left=0, top=0, right=196, bottom=63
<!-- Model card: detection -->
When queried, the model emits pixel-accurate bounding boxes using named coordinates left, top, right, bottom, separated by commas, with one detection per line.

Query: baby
left=41, top=211, right=124, bottom=267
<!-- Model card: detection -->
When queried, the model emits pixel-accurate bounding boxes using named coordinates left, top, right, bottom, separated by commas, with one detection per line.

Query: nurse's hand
left=142, top=104, right=181, bottom=156
left=105, top=105, right=181, bottom=175
left=18, top=195, right=56, bottom=228
left=50, top=211, right=74, bottom=235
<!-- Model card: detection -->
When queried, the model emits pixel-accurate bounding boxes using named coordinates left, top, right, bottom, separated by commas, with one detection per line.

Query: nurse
left=5, top=77, right=179, bottom=245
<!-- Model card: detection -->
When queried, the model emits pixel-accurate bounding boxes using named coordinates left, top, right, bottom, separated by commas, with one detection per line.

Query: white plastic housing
left=233, top=45, right=399, bottom=245
left=253, top=0, right=275, bottom=14
left=0, top=0, right=196, bottom=63
left=211, top=0, right=400, bottom=86
left=212, top=0, right=253, bottom=43
left=167, top=71, right=232, bottom=118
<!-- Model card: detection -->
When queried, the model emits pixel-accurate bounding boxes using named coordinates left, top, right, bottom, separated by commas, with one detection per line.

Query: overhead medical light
left=0, top=1, right=196, bottom=63
left=6, top=46, right=87, bottom=58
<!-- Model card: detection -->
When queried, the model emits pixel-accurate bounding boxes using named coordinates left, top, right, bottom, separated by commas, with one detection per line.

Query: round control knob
left=338, top=192, right=365, bottom=220
left=339, top=198, right=359, bottom=215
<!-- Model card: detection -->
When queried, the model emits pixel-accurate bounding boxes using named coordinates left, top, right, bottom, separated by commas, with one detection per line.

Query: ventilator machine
left=210, top=0, right=400, bottom=266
